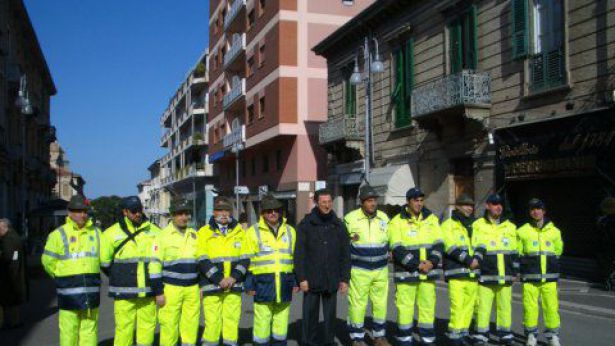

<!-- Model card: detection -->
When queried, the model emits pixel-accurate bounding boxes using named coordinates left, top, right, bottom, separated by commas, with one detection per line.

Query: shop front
left=495, top=110, right=615, bottom=279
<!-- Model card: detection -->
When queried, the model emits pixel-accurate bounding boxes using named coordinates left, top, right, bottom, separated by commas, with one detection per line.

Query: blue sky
left=25, top=0, right=209, bottom=198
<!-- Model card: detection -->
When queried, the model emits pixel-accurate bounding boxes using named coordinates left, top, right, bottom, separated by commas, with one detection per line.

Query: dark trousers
left=302, top=291, right=337, bottom=346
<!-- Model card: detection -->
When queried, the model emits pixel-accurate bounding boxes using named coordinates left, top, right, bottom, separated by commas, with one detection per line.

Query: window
left=262, top=154, right=269, bottom=173
left=449, top=5, right=477, bottom=73
left=276, top=150, right=283, bottom=171
left=530, top=0, right=565, bottom=92
left=251, top=158, right=256, bottom=176
left=259, top=96, right=266, bottom=118
left=259, top=43, right=266, bottom=67
left=259, top=0, right=266, bottom=16
left=247, top=104, right=255, bottom=124
left=344, top=73, right=356, bottom=116
left=248, top=9, right=256, bottom=30
left=393, top=38, right=414, bottom=128
left=247, top=56, right=255, bottom=77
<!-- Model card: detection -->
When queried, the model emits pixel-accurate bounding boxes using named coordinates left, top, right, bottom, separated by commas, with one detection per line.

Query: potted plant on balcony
left=193, top=132, right=204, bottom=143
left=194, top=62, right=206, bottom=78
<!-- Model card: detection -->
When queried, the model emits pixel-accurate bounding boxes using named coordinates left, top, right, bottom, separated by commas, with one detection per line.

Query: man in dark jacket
left=0, top=218, right=27, bottom=329
left=295, top=189, right=351, bottom=346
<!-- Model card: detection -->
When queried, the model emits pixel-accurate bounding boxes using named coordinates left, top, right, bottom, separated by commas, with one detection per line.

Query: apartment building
left=207, top=0, right=375, bottom=224
left=158, top=50, right=216, bottom=226
left=315, top=0, right=615, bottom=278
left=0, top=0, right=57, bottom=235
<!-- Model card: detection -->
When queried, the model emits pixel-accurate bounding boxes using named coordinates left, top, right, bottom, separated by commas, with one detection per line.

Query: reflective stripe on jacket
left=100, top=217, right=161, bottom=299
left=197, top=217, right=250, bottom=295
left=472, top=216, right=519, bottom=285
left=344, top=208, right=390, bottom=271
left=442, top=211, right=478, bottom=280
left=150, top=223, right=199, bottom=289
left=389, top=207, right=443, bottom=282
left=517, top=220, right=563, bottom=283
left=244, top=217, right=296, bottom=303
left=42, top=217, right=101, bottom=310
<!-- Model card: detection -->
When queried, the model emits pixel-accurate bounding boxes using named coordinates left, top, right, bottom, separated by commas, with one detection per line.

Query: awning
left=360, top=164, right=415, bottom=206
left=208, top=151, right=225, bottom=163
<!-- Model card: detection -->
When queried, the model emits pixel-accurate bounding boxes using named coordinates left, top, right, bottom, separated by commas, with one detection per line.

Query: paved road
left=2, top=270, right=615, bottom=346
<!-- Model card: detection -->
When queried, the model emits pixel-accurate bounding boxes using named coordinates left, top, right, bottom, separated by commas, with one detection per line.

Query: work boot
left=526, top=333, right=538, bottom=346
left=548, top=335, right=561, bottom=346
left=351, top=341, right=368, bottom=346
left=373, top=337, right=391, bottom=346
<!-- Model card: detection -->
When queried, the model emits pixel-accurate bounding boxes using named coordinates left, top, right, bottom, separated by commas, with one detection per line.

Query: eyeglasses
left=264, top=209, right=279, bottom=214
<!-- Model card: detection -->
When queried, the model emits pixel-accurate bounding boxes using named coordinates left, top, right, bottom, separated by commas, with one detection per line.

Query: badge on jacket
left=351, top=233, right=360, bottom=242
left=234, top=241, right=241, bottom=249
left=89, top=235, right=94, bottom=242
left=459, top=235, right=465, bottom=241
left=282, top=234, right=289, bottom=243
left=533, top=240, right=539, bottom=247
left=70, top=236, right=77, bottom=243
left=502, top=237, right=510, bottom=247
left=545, top=241, right=551, bottom=247
left=191, top=233, right=196, bottom=239
left=380, top=220, right=388, bottom=231
left=407, top=230, right=417, bottom=237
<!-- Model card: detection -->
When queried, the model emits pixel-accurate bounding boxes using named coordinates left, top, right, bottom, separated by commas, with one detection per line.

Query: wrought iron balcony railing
left=411, top=70, right=491, bottom=118
left=319, top=116, right=362, bottom=145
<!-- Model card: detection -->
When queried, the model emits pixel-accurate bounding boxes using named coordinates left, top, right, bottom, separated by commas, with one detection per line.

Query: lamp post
left=350, top=35, right=384, bottom=185
left=15, top=75, right=33, bottom=240
left=230, top=142, right=244, bottom=220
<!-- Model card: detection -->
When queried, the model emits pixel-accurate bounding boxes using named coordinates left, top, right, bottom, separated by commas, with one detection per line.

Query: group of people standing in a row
left=41, top=185, right=563, bottom=346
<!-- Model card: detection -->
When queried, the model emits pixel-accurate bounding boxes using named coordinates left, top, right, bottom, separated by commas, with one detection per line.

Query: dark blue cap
left=528, top=198, right=545, bottom=209
left=486, top=194, right=504, bottom=205
left=121, top=196, right=143, bottom=211
left=406, top=187, right=425, bottom=200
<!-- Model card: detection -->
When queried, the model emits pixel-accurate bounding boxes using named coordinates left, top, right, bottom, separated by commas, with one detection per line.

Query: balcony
left=224, top=33, right=246, bottom=71
left=411, top=70, right=491, bottom=121
left=224, top=0, right=246, bottom=32
left=223, top=124, right=245, bottom=149
left=160, top=130, right=172, bottom=147
left=319, top=116, right=363, bottom=145
left=223, top=77, right=246, bottom=111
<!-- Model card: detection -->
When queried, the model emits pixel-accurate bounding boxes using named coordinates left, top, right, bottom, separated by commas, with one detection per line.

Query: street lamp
left=230, top=142, right=244, bottom=220
left=350, top=36, right=384, bottom=184
left=15, top=75, right=33, bottom=240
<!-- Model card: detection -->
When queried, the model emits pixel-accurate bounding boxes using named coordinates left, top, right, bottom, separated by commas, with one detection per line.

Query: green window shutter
left=344, top=79, right=356, bottom=116
left=401, top=38, right=414, bottom=127
left=449, top=19, right=462, bottom=74
left=546, top=47, right=565, bottom=88
left=511, top=0, right=529, bottom=59
left=394, top=48, right=407, bottom=128
left=467, top=5, right=478, bottom=70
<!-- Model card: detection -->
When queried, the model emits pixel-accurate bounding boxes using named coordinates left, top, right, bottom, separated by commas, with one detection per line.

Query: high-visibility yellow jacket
left=441, top=211, right=478, bottom=280
left=344, top=208, right=390, bottom=271
left=150, top=223, right=199, bottom=293
left=389, top=207, right=443, bottom=282
left=100, top=217, right=161, bottom=299
left=197, top=218, right=250, bottom=295
left=244, top=216, right=296, bottom=303
left=42, top=217, right=102, bottom=310
left=472, top=215, right=519, bottom=285
left=517, top=220, right=563, bottom=283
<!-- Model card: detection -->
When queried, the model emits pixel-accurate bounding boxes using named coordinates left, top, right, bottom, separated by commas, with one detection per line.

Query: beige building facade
left=315, top=0, right=615, bottom=277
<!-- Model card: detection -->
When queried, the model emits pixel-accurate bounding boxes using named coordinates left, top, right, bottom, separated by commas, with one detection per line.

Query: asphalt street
left=2, top=269, right=615, bottom=346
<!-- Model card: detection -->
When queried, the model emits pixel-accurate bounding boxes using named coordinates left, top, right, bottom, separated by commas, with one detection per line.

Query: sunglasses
left=263, top=209, right=280, bottom=214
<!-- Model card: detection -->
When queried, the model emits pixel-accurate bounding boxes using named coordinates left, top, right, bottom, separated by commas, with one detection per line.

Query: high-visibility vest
left=150, top=223, right=199, bottom=288
left=344, top=208, right=390, bottom=270
left=245, top=217, right=296, bottom=303
left=517, top=220, right=563, bottom=283
left=197, top=218, right=250, bottom=294
left=42, top=217, right=101, bottom=310
left=100, top=217, right=161, bottom=299
left=389, top=208, right=443, bottom=282
left=472, top=216, right=519, bottom=285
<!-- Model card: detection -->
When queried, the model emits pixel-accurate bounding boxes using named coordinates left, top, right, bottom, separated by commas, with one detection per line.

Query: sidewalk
left=436, top=277, right=615, bottom=319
